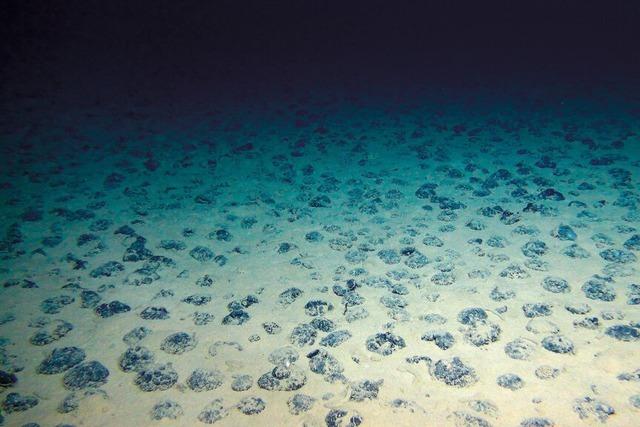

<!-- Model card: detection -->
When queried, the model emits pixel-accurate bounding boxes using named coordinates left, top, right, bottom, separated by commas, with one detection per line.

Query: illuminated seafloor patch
left=0, top=88, right=639, bottom=426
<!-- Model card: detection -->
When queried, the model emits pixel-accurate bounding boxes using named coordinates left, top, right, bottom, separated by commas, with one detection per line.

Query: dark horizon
left=2, top=1, right=640, bottom=106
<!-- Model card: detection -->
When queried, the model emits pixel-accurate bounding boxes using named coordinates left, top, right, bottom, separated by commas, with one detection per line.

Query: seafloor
left=0, top=84, right=639, bottom=426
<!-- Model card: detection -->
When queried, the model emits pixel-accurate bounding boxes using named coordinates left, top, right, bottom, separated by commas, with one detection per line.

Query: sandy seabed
left=0, top=87, right=639, bottom=426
